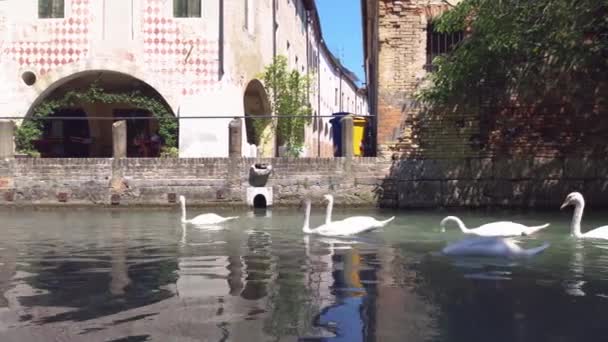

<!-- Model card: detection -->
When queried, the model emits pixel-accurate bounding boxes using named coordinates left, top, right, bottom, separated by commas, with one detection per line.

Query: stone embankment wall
left=1, top=157, right=606, bottom=208
left=0, top=158, right=390, bottom=206
left=379, top=157, right=608, bottom=209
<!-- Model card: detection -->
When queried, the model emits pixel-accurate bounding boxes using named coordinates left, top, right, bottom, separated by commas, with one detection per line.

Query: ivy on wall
left=15, top=83, right=178, bottom=156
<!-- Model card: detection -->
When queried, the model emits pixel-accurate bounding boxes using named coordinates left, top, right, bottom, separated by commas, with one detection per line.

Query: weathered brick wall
left=1, top=157, right=606, bottom=208
left=0, top=158, right=391, bottom=206
left=379, top=158, right=608, bottom=208
left=376, top=0, right=450, bottom=151
left=373, top=1, right=608, bottom=160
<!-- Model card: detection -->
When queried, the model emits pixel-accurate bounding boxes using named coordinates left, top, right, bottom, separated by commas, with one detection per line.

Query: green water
left=0, top=206, right=607, bottom=341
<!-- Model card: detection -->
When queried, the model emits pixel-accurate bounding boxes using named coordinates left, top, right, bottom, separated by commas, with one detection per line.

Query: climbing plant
left=15, top=83, right=177, bottom=156
left=258, top=55, right=312, bottom=157
left=416, top=0, right=608, bottom=110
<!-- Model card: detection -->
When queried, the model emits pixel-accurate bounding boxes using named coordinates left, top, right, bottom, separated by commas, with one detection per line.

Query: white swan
left=442, top=236, right=550, bottom=258
left=440, top=216, right=549, bottom=237
left=300, top=198, right=385, bottom=237
left=321, top=194, right=395, bottom=233
left=179, top=195, right=238, bottom=225
left=560, top=192, right=608, bottom=239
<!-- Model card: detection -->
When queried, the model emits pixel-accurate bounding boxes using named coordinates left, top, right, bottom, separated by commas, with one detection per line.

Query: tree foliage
left=259, top=55, right=312, bottom=157
left=417, top=0, right=608, bottom=110
left=15, top=83, right=177, bottom=156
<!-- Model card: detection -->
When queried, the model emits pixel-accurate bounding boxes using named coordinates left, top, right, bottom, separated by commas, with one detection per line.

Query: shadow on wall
left=376, top=157, right=608, bottom=210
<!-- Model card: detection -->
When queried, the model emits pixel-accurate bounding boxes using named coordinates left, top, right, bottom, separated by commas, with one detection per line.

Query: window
left=245, top=0, right=254, bottom=34
left=426, top=22, right=463, bottom=71
left=173, top=0, right=201, bottom=18
left=38, top=0, right=64, bottom=19
left=334, top=88, right=338, bottom=106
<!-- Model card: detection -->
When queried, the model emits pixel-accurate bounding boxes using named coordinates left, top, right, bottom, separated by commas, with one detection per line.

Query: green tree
left=258, top=55, right=312, bottom=157
left=417, top=0, right=608, bottom=110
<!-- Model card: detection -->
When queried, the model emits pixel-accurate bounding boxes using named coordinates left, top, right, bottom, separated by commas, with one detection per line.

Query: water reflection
left=1, top=208, right=608, bottom=340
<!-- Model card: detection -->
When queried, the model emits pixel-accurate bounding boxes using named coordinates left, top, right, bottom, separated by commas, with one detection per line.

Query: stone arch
left=243, top=79, right=273, bottom=156
left=16, top=58, right=178, bottom=119
left=22, top=69, right=176, bottom=158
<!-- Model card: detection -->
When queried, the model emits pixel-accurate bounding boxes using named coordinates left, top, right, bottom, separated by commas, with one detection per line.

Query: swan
left=322, top=194, right=395, bottom=231
left=179, top=195, right=238, bottom=225
left=440, top=216, right=549, bottom=237
left=560, top=192, right=608, bottom=239
left=442, top=236, right=550, bottom=258
left=301, top=198, right=385, bottom=237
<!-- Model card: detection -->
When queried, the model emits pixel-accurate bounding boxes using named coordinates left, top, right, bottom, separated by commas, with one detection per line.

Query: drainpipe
left=218, top=0, right=224, bottom=80
left=272, top=0, right=277, bottom=58
left=272, top=0, right=278, bottom=156
left=339, top=68, right=342, bottom=112
left=317, top=33, right=321, bottom=157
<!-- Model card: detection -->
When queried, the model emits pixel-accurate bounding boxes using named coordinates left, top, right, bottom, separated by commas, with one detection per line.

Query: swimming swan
left=321, top=194, right=395, bottom=233
left=442, top=236, right=550, bottom=258
left=179, top=195, right=238, bottom=225
left=560, top=192, right=608, bottom=239
left=440, top=216, right=550, bottom=237
left=301, top=198, right=389, bottom=237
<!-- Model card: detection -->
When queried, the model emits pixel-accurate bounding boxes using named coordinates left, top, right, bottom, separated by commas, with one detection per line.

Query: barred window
left=38, top=0, right=64, bottom=19
left=173, top=0, right=201, bottom=18
left=425, top=23, right=464, bottom=71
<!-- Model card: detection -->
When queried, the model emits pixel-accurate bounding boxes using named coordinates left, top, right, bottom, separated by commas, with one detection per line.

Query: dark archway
left=253, top=194, right=267, bottom=209
left=25, top=70, right=175, bottom=158
left=243, top=79, right=272, bottom=156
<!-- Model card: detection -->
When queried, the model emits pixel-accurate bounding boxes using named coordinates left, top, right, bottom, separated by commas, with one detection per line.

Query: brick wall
left=1, top=156, right=606, bottom=208
left=0, top=158, right=391, bottom=206
left=375, top=0, right=449, bottom=148
left=379, top=158, right=608, bottom=209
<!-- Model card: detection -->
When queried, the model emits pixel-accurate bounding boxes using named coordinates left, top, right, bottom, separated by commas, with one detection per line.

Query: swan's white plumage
left=300, top=198, right=393, bottom=237
left=316, top=194, right=394, bottom=236
left=442, top=236, right=550, bottom=258
left=561, top=192, right=608, bottom=240
left=440, top=216, right=549, bottom=237
left=179, top=196, right=238, bottom=225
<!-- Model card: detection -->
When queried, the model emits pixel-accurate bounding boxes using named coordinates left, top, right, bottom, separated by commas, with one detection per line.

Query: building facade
left=361, top=0, right=457, bottom=157
left=0, top=0, right=366, bottom=158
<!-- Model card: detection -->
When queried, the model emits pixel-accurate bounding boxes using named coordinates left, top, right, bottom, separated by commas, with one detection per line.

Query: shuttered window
left=173, top=0, right=201, bottom=18
left=38, top=0, right=64, bottom=19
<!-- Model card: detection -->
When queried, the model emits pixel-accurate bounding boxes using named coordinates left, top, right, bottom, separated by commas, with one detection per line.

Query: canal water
left=0, top=206, right=607, bottom=341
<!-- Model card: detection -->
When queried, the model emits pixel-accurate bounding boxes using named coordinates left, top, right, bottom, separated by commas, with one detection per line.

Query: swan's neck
left=180, top=200, right=187, bottom=223
left=303, top=202, right=313, bottom=233
left=325, top=198, right=333, bottom=225
left=443, top=216, right=470, bottom=233
left=571, top=201, right=584, bottom=238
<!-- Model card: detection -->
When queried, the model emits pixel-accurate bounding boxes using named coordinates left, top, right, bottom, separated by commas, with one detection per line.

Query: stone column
left=341, top=115, right=354, bottom=158
left=229, top=118, right=242, bottom=158
left=0, top=120, right=14, bottom=159
left=112, top=120, right=126, bottom=159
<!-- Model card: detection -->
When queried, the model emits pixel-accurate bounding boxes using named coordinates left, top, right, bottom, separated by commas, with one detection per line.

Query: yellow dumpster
left=352, top=116, right=367, bottom=156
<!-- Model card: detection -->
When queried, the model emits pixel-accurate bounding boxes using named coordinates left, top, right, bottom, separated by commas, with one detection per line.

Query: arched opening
left=243, top=79, right=272, bottom=157
left=24, top=70, right=176, bottom=158
left=253, top=194, right=267, bottom=209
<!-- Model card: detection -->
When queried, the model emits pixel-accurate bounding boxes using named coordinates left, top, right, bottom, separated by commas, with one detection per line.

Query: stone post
left=112, top=120, right=126, bottom=159
left=341, top=115, right=354, bottom=158
left=0, top=120, right=14, bottom=159
left=229, top=118, right=242, bottom=158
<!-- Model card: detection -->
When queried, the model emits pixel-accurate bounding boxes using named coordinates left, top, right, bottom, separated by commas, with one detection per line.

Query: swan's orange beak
left=560, top=200, right=569, bottom=210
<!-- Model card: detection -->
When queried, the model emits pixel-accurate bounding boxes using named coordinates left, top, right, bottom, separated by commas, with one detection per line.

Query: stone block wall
left=0, top=158, right=392, bottom=207
left=379, top=158, right=608, bottom=209
left=1, top=156, right=606, bottom=208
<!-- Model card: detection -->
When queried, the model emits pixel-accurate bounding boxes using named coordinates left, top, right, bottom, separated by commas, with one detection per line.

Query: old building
left=361, top=0, right=457, bottom=157
left=0, top=0, right=366, bottom=158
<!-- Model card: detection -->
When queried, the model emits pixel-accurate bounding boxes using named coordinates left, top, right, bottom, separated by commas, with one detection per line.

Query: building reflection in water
left=300, top=236, right=379, bottom=342
left=110, top=212, right=130, bottom=296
